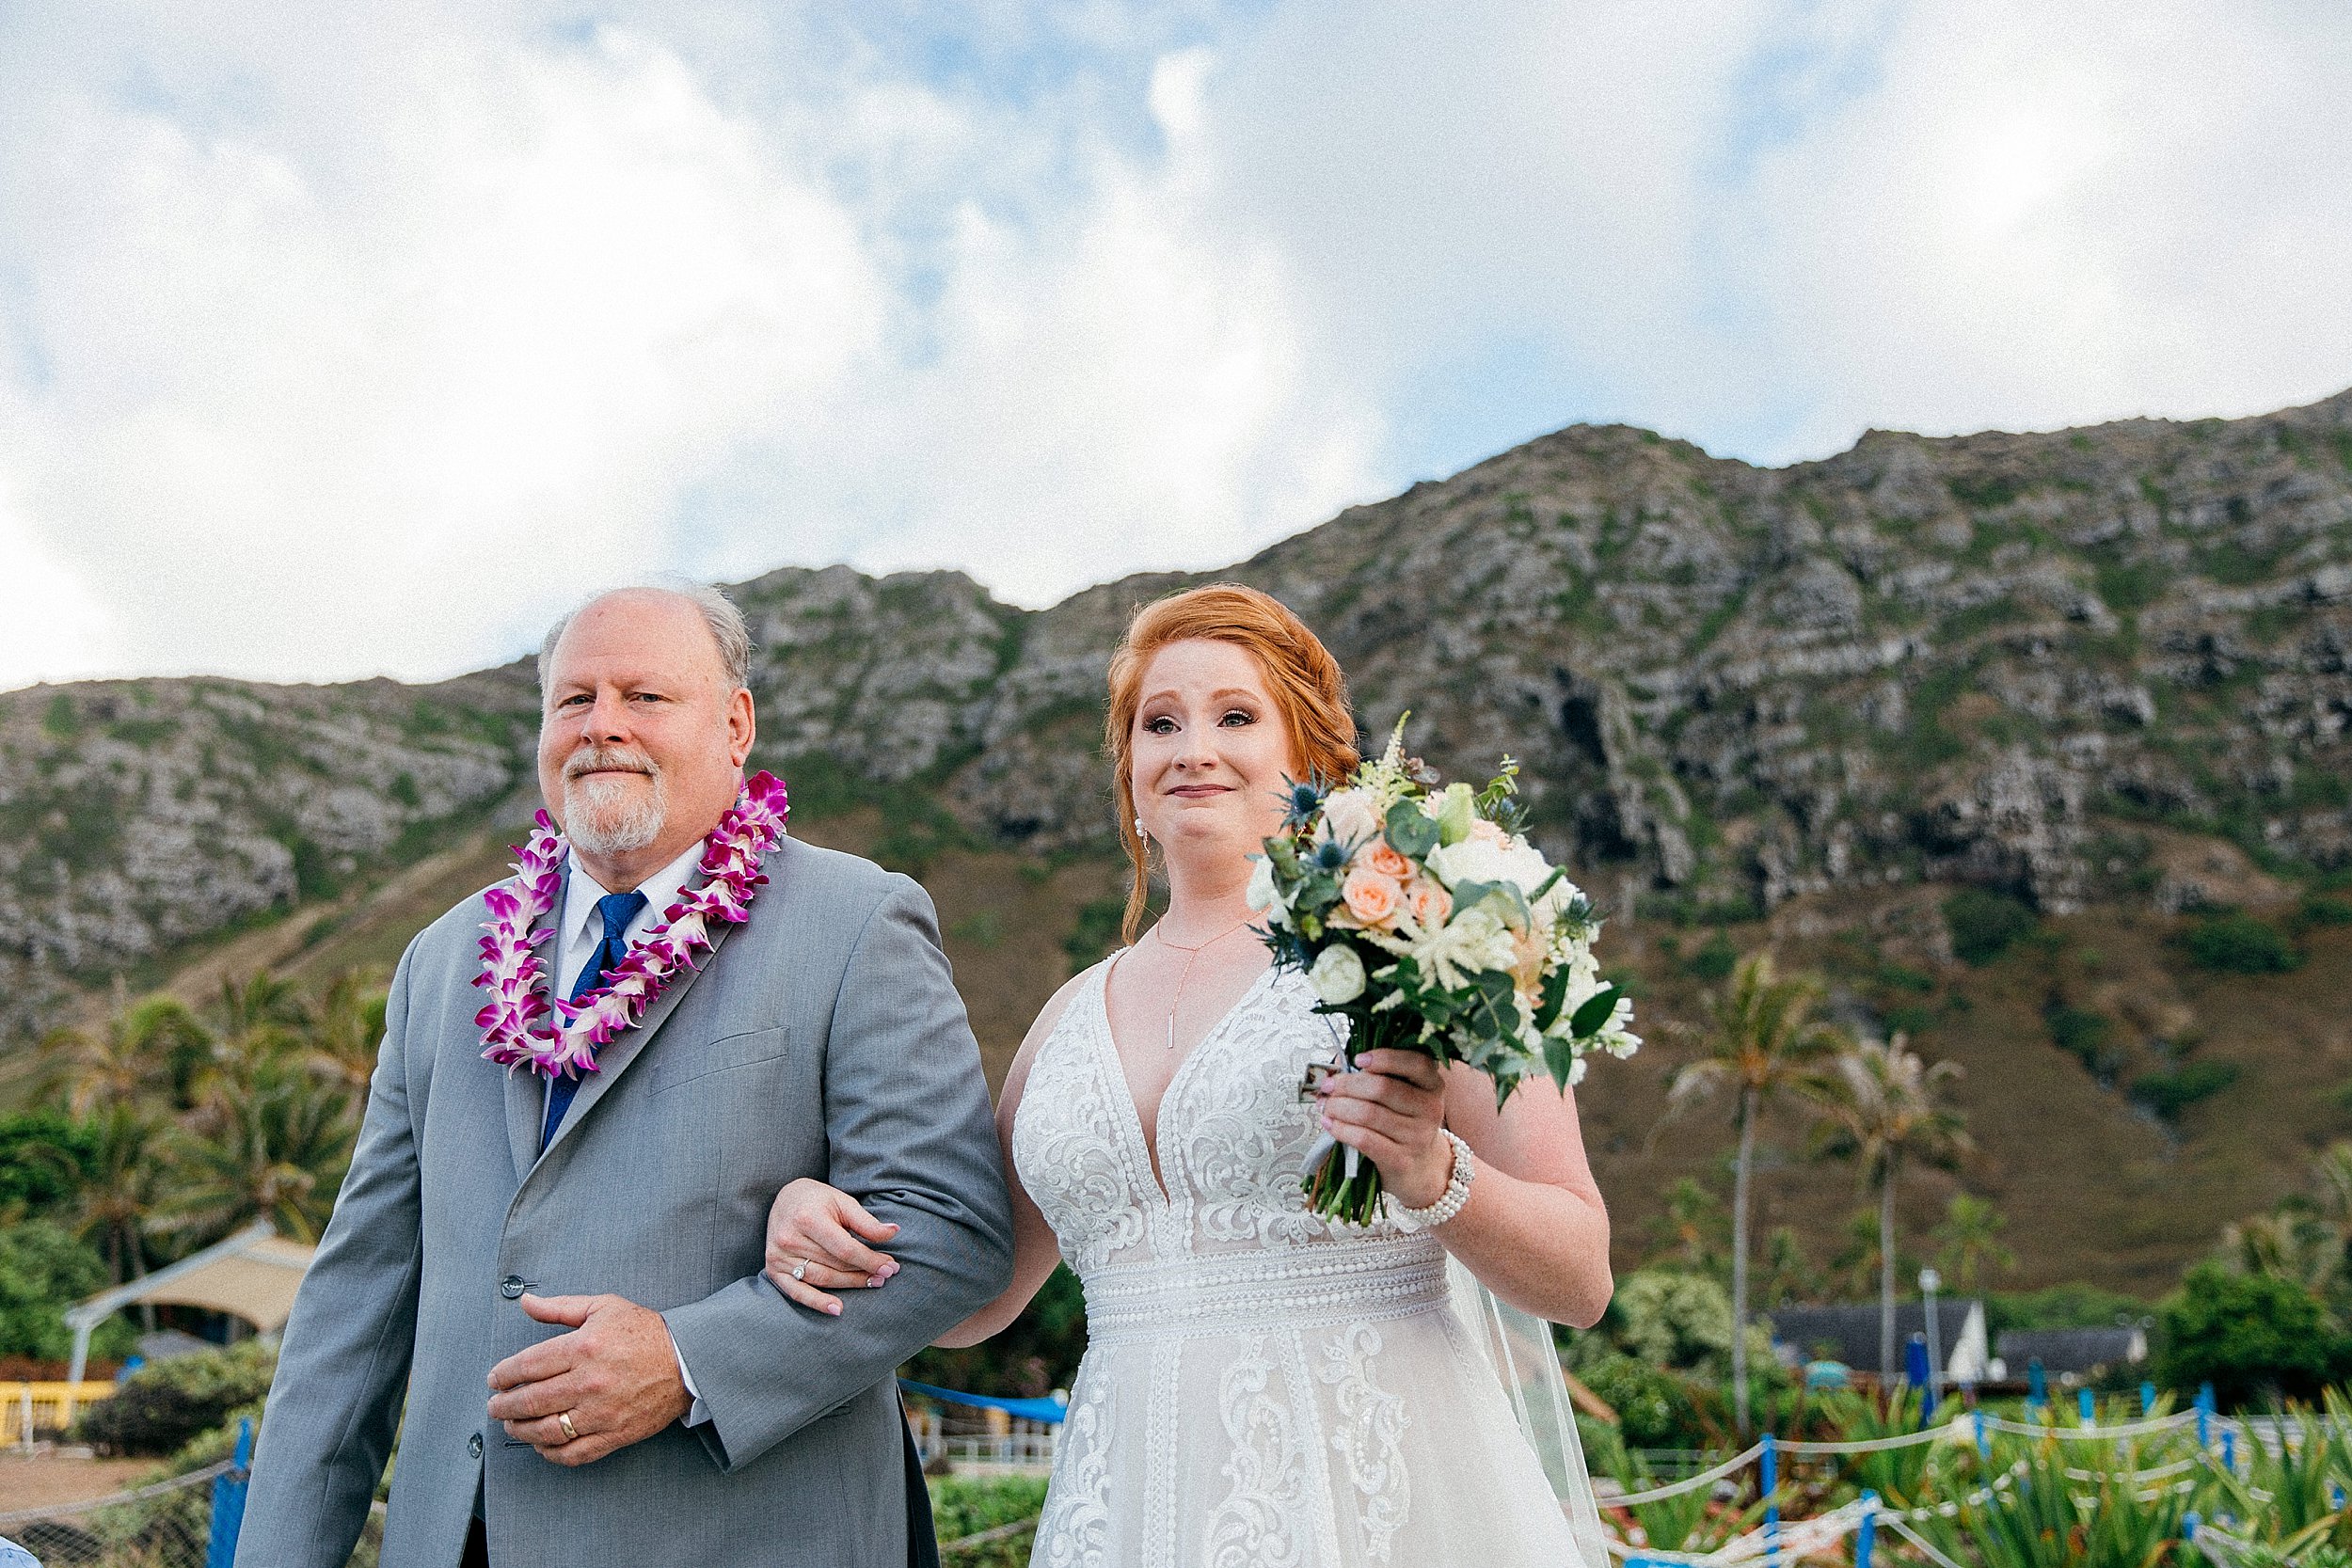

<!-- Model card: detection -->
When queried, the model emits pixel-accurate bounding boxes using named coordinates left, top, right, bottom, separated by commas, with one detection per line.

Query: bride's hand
left=763, top=1178, right=901, bottom=1317
left=1314, top=1050, right=1455, bottom=1210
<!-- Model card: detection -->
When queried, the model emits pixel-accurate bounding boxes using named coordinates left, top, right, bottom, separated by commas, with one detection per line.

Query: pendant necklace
left=1152, top=914, right=1257, bottom=1050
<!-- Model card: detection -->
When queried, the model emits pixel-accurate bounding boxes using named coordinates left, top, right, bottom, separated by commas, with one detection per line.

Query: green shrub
left=930, top=1471, right=1047, bottom=1562
left=1575, top=1352, right=1706, bottom=1449
left=1685, top=931, right=1738, bottom=981
left=2131, top=1060, right=2241, bottom=1119
left=0, top=1113, right=98, bottom=1218
left=2185, top=912, right=2300, bottom=974
left=0, top=1220, right=133, bottom=1362
left=2153, top=1263, right=2342, bottom=1408
left=1944, top=888, right=2038, bottom=965
left=1984, top=1282, right=2148, bottom=1339
left=76, top=1340, right=278, bottom=1456
left=2043, top=1004, right=2114, bottom=1074
left=2296, top=895, right=2352, bottom=929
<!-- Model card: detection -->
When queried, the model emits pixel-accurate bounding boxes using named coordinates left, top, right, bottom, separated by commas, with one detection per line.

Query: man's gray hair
left=538, top=582, right=753, bottom=695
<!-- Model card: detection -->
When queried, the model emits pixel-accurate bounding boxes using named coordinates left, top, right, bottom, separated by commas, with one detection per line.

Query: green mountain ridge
left=8, top=387, right=2352, bottom=1292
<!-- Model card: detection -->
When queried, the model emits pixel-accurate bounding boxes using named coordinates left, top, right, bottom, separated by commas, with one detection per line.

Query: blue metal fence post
left=1761, top=1433, right=1780, bottom=1568
left=2198, top=1384, right=2214, bottom=1448
left=1856, top=1489, right=1879, bottom=1568
left=205, top=1418, right=252, bottom=1568
left=2184, top=1512, right=2201, bottom=1562
left=2079, top=1388, right=2097, bottom=1427
left=1975, top=1409, right=1991, bottom=1463
left=2026, top=1357, right=2047, bottom=1411
left=2141, top=1381, right=2157, bottom=1416
left=2222, top=1428, right=2236, bottom=1476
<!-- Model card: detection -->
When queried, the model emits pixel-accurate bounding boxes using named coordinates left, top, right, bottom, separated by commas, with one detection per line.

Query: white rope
left=1882, top=1513, right=1977, bottom=1568
left=1609, top=1443, right=1768, bottom=1507
left=1776, top=1427, right=1948, bottom=1455
left=1979, top=1410, right=2199, bottom=1441
left=2061, top=1454, right=2199, bottom=1483
left=1606, top=1501, right=1867, bottom=1565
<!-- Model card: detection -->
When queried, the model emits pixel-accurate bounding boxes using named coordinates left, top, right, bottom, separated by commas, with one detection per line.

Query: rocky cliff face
left=6, top=388, right=2350, bottom=1049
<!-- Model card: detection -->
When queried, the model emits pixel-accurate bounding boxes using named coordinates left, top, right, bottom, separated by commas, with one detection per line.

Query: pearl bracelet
left=1389, top=1130, right=1474, bottom=1232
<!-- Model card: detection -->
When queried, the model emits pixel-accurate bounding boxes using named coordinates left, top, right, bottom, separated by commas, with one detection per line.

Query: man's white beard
left=564, top=766, right=668, bottom=858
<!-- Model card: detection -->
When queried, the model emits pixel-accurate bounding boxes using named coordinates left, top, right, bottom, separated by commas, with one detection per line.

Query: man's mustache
left=564, top=748, right=660, bottom=782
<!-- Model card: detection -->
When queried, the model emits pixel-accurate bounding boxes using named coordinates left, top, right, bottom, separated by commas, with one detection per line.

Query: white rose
left=1308, top=943, right=1368, bottom=1006
left=1246, top=855, right=1279, bottom=912
left=1425, top=835, right=1510, bottom=893
left=1318, top=787, right=1380, bottom=848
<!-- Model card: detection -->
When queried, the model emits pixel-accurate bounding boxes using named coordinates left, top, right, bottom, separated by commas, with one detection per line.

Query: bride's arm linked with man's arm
left=766, top=970, right=1081, bottom=1340
left=766, top=967, right=1611, bottom=1338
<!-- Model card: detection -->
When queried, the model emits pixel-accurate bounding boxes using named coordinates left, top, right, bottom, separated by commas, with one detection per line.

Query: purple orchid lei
left=471, top=769, right=791, bottom=1080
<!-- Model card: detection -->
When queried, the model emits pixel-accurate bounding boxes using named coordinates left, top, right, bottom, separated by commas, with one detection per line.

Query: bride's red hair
left=1105, top=583, right=1359, bottom=944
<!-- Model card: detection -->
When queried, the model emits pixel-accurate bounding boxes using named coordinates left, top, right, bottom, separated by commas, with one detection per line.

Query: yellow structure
left=3, top=1382, right=118, bottom=1443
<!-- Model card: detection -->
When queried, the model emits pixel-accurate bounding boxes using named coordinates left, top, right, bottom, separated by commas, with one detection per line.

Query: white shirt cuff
left=673, top=1338, right=711, bottom=1428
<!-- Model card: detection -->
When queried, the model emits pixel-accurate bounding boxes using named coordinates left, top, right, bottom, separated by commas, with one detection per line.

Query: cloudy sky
left=3, top=1, right=2347, bottom=691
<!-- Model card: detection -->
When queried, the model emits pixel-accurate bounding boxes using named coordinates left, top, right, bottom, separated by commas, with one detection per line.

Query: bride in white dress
left=763, top=585, right=1615, bottom=1568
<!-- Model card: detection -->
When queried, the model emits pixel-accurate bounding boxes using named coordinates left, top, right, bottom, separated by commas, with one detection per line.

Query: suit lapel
left=532, top=905, right=744, bottom=1166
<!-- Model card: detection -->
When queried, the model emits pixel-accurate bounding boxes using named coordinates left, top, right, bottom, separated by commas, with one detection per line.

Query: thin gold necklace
left=1152, top=914, right=1256, bottom=1050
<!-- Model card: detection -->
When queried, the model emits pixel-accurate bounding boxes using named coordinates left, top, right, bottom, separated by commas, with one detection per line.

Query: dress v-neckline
left=1092, top=957, right=1279, bottom=1208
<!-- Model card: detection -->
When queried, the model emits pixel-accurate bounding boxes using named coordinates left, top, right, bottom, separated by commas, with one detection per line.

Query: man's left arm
left=660, top=876, right=1017, bottom=1470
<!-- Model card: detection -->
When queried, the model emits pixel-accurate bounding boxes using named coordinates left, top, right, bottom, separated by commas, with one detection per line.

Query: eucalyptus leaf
left=1384, top=799, right=1440, bottom=859
left=1567, top=983, right=1622, bottom=1039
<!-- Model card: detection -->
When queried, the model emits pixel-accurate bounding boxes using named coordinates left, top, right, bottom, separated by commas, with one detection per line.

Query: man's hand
left=486, top=1293, right=692, bottom=1466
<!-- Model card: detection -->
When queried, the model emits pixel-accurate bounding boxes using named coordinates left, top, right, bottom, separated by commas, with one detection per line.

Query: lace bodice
left=1009, top=958, right=1603, bottom=1568
left=1012, top=961, right=1403, bottom=1277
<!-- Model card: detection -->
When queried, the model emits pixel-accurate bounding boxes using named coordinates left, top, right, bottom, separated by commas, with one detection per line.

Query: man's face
left=535, top=591, right=755, bottom=872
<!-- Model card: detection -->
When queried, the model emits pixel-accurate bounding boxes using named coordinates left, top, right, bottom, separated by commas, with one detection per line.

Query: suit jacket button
left=500, top=1275, right=526, bottom=1299
left=469, top=1433, right=485, bottom=1458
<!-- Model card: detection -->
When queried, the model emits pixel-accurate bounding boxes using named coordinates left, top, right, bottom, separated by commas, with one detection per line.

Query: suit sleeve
left=662, top=877, right=1017, bottom=1470
left=235, top=942, right=426, bottom=1568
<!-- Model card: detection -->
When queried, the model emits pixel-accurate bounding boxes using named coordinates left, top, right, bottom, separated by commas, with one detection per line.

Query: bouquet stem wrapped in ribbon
left=1249, top=721, right=1640, bottom=1226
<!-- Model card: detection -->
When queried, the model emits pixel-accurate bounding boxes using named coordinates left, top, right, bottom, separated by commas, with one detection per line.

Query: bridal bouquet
left=1248, top=722, right=1640, bottom=1225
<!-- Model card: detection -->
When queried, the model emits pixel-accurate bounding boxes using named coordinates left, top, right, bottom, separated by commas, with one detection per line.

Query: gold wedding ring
left=557, top=1411, right=578, bottom=1443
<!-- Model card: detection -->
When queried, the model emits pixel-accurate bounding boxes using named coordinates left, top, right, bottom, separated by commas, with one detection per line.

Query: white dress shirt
left=551, top=838, right=714, bottom=1427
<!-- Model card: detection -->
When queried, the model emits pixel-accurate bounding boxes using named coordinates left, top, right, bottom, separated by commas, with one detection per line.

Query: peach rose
left=1467, top=817, right=1507, bottom=847
left=1406, top=877, right=1453, bottom=929
left=1364, top=842, right=1413, bottom=880
left=1341, top=865, right=1403, bottom=929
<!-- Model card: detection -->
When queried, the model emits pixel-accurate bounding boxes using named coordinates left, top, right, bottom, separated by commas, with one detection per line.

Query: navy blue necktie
left=542, top=890, right=648, bottom=1151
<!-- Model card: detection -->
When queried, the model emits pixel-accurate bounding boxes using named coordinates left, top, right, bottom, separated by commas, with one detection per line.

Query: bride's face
left=1130, top=638, right=1299, bottom=873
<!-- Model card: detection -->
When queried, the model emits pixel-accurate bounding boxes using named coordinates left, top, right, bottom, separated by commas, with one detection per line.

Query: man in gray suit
left=237, top=585, right=1015, bottom=1568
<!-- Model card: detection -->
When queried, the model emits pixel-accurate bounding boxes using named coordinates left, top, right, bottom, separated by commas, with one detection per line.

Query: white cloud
left=1, top=2, right=2346, bottom=690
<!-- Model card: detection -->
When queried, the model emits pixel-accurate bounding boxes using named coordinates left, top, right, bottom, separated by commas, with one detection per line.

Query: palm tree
left=72, top=1104, right=169, bottom=1325
left=1932, top=1193, right=2016, bottom=1291
left=37, top=984, right=212, bottom=1116
left=305, top=972, right=389, bottom=1096
left=1806, top=1034, right=1971, bottom=1379
left=159, top=1066, right=356, bottom=1243
left=1661, top=953, right=1847, bottom=1433
left=187, top=972, right=309, bottom=1121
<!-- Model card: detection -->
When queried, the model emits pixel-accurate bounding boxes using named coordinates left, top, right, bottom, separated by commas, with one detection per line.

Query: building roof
left=65, top=1222, right=315, bottom=1335
left=1767, top=1300, right=1985, bottom=1375
left=1994, top=1327, right=2148, bottom=1374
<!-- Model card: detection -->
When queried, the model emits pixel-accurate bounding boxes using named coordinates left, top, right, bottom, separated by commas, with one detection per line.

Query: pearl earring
left=1135, top=816, right=1147, bottom=842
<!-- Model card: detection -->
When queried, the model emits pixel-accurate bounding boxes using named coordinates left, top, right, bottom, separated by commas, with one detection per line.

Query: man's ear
left=728, top=686, right=756, bottom=768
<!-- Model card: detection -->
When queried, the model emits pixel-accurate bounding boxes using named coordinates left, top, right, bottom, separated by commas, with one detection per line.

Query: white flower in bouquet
left=1308, top=944, right=1367, bottom=1005
left=1317, top=785, right=1382, bottom=849
left=1245, top=855, right=1282, bottom=921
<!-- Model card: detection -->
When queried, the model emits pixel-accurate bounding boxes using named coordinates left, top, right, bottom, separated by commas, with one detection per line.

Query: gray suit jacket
left=237, top=836, right=1015, bottom=1568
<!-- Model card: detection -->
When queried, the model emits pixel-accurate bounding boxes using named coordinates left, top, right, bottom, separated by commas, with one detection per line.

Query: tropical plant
left=306, top=970, right=389, bottom=1095
left=36, top=986, right=211, bottom=1116
left=157, top=1067, right=356, bottom=1243
left=2155, top=1262, right=2344, bottom=1407
left=72, top=1103, right=169, bottom=1295
left=1648, top=1176, right=1730, bottom=1279
left=1660, top=953, right=1846, bottom=1433
left=1934, top=1191, right=2018, bottom=1291
left=1805, top=1033, right=1970, bottom=1378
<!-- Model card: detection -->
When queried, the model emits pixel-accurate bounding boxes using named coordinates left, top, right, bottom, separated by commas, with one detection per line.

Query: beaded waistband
left=1079, top=1235, right=1453, bottom=1346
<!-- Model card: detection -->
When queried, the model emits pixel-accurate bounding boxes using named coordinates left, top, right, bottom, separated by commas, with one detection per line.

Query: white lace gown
left=1011, top=960, right=1592, bottom=1568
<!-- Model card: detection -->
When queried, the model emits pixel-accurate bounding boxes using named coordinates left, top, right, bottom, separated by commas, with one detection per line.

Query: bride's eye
left=1143, top=715, right=1179, bottom=735
left=1219, top=709, right=1255, bottom=727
